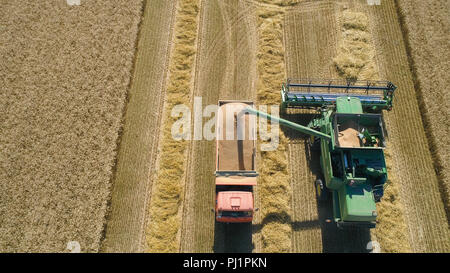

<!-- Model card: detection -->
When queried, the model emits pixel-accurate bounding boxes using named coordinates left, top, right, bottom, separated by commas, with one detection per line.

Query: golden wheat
left=0, top=0, right=143, bottom=252
left=145, top=0, right=199, bottom=253
left=334, top=10, right=377, bottom=80
left=256, top=6, right=292, bottom=253
left=396, top=0, right=450, bottom=217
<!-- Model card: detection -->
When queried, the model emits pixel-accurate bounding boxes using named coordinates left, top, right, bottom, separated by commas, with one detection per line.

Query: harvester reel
left=281, top=78, right=396, bottom=111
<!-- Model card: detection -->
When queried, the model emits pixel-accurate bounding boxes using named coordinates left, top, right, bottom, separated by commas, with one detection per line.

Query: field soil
left=101, top=0, right=177, bottom=252
left=0, top=0, right=143, bottom=252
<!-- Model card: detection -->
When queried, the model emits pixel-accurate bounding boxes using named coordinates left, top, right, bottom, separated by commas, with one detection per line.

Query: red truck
left=215, top=101, right=258, bottom=223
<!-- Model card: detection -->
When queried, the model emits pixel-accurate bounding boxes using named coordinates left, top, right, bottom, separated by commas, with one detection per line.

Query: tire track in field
left=284, top=1, right=373, bottom=252
left=101, top=0, right=177, bottom=253
left=180, top=0, right=258, bottom=253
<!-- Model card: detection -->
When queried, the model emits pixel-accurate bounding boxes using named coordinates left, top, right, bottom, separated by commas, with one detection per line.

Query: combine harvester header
left=281, top=78, right=396, bottom=112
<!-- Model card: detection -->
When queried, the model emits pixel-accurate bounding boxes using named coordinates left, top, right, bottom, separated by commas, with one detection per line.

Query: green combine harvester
left=247, top=78, right=397, bottom=229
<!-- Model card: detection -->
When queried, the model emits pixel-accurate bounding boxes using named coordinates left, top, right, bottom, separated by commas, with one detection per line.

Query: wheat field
left=1, top=0, right=448, bottom=253
left=101, top=0, right=177, bottom=253
left=0, top=0, right=143, bottom=252
left=395, top=0, right=450, bottom=221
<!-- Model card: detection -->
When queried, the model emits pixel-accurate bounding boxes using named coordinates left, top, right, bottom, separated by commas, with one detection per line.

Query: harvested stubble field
left=145, top=0, right=200, bottom=253
left=283, top=0, right=411, bottom=252
left=2, top=0, right=449, bottom=253
left=366, top=0, right=449, bottom=252
left=180, top=0, right=259, bottom=253
left=0, top=0, right=143, bottom=252
left=255, top=6, right=293, bottom=253
left=281, top=0, right=450, bottom=252
left=171, top=0, right=450, bottom=253
left=284, top=1, right=342, bottom=252
left=101, top=0, right=177, bottom=252
left=395, top=0, right=450, bottom=220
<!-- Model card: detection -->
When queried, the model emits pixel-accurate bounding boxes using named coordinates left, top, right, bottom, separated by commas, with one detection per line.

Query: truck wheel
left=315, top=179, right=328, bottom=202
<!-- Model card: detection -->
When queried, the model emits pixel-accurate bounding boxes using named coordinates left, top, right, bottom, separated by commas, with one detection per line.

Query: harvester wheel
left=308, top=135, right=320, bottom=151
left=315, top=179, right=328, bottom=202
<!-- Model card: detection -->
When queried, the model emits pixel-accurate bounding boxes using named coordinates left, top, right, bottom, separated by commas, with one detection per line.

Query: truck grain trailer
left=246, top=78, right=397, bottom=229
left=215, top=101, right=258, bottom=223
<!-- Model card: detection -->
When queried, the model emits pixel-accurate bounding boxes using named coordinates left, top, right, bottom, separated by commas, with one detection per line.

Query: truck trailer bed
left=216, top=101, right=256, bottom=172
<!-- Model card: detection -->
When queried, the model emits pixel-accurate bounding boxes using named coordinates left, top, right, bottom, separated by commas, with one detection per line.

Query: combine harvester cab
left=215, top=101, right=258, bottom=223
left=249, top=79, right=396, bottom=229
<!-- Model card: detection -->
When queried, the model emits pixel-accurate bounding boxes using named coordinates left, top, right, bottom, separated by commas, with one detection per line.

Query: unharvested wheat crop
left=0, top=0, right=142, bottom=252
